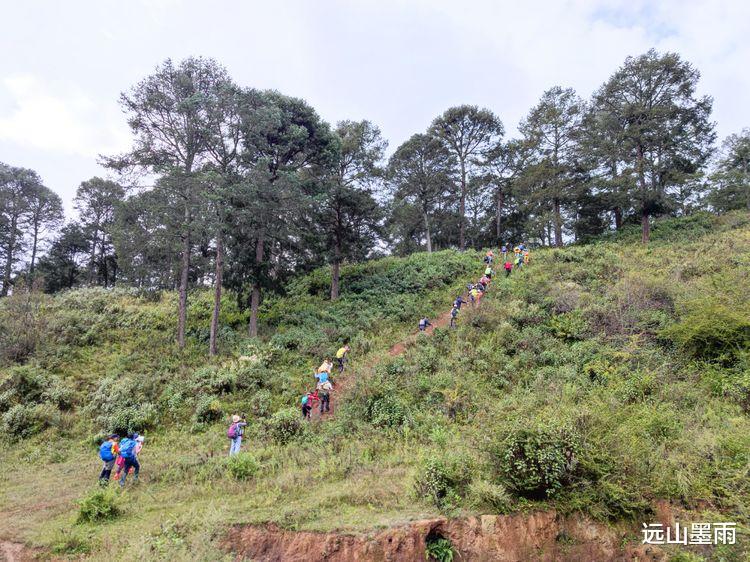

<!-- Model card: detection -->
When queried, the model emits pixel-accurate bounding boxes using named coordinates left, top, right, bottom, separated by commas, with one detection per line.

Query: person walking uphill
left=98, top=434, right=119, bottom=484
left=504, top=260, right=513, bottom=277
left=336, top=344, right=350, bottom=374
left=227, top=414, right=248, bottom=456
left=419, top=317, right=432, bottom=332
left=118, top=433, right=140, bottom=486
left=318, top=380, right=333, bottom=415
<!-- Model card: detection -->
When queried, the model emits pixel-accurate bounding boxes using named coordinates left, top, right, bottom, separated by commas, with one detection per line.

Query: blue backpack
left=119, top=438, right=136, bottom=460
left=99, top=441, right=115, bottom=462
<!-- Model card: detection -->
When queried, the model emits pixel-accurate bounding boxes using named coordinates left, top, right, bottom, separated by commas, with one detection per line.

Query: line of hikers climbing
left=420, top=243, right=531, bottom=332
left=96, top=245, right=531, bottom=474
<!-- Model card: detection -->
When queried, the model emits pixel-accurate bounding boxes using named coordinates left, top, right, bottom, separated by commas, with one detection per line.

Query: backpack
left=227, top=423, right=238, bottom=439
left=119, top=438, right=136, bottom=460
left=301, top=395, right=309, bottom=405
left=99, top=441, right=115, bottom=462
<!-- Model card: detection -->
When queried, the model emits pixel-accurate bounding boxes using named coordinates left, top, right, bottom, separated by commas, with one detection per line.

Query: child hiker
left=98, top=434, right=119, bottom=485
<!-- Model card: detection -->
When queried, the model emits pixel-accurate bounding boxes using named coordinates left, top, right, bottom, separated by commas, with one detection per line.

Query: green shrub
left=425, top=534, right=455, bottom=562
left=467, top=480, right=512, bottom=513
left=76, top=489, right=120, bottom=524
left=547, top=311, right=587, bottom=341
left=2, top=404, right=42, bottom=439
left=414, top=453, right=473, bottom=511
left=494, top=425, right=581, bottom=498
left=250, top=389, right=273, bottom=418
left=661, top=300, right=750, bottom=363
left=226, top=452, right=260, bottom=480
left=192, top=396, right=223, bottom=425
left=191, top=366, right=237, bottom=395
left=366, top=393, right=412, bottom=428
left=266, top=408, right=304, bottom=444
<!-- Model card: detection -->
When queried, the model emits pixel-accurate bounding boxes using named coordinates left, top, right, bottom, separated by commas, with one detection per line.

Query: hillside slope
left=1, top=212, right=749, bottom=561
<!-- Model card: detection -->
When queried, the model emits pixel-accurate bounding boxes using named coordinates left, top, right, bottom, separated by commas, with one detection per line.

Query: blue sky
left=1, top=0, right=748, bottom=216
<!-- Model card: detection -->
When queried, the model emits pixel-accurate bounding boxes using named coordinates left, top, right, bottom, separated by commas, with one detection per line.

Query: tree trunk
left=248, top=234, right=264, bottom=338
left=423, top=211, right=432, bottom=253
left=636, top=144, right=650, bottom=244
left=613, top=207, right=623, bottom=230
left=88, top=228, right=99, bottom=285
left=29, top=222, right=39, bottom=283
left=177, top=204, right=191, bottom=349
left=330, top=235, right=341, bottom=301
left=209, top=230, right=223, bottom=356
left=1, top=216, right=17, bottom=296
left=459, top=160, right=466, bottom=250
left=553, top=198, right=563, bottom=247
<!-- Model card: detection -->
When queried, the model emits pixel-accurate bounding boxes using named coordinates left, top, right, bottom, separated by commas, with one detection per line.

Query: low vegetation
left=0, top=213, right=749, bottom=560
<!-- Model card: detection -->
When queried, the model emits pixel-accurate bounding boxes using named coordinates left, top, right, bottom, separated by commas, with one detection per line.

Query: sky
left=1, top=0, right=749, bottom=217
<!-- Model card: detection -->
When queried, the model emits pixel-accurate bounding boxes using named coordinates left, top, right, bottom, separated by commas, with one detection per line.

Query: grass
left=1, top=212, right=750, bottom=560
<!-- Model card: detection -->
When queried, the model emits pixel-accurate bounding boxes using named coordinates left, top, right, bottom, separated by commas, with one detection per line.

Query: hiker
left=319, top=380, right=333, bottom=415
left=504, top=260, right=513, bottom=277
left=483, top=250, right=494, bottom=265
left=450, top=305, right=459, bottom=328
left=227, top=414, right=247, bottom=456
left=470, top=287, right=481, bottom=306
left=516, top=253, right=524, bottom=269
left=501, top=245, right=508, bottom=260
left=523, top=250, right=530, bottom=265
left=118, top=433, right=140, bottom=486
left=454, top=295, right=466, bottom=310
left=301, top=392, right=313, bottom=419
left=480, top=274, right=491, bottom=287
left=98, top=434, right=119, bottom=484
left=484, top=266, right=493, bottom=278
left=335, top=344, right=350, bottom=374
left=317, top=358, right=334, bottom=374
left=316, top=369, right=331, bottom=387
left=118, top=434, right=145, bottom=479
left=419, top=317, right=432, bottom=332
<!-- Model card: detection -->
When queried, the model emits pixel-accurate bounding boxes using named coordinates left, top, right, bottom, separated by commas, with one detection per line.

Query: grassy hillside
left=1, top=212, right=749, bottom=560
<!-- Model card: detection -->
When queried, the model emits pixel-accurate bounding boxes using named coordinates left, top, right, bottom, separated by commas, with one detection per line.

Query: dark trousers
left=505, top=269, right=511, bottom=277
left=119, top=458, right=140, bottom=485
left=320, top=393, right=330, bottom=413
left=302, top=404, right=311, bottom=419
left=337, top=357, right=345, bottom=373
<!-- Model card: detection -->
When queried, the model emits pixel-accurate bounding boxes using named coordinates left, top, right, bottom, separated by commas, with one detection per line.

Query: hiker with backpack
left=317, top=358, right=334, bottom=374
left=454, top=295, right=466, bottom=310
left=501, top=245, right=508, bottom=260
left=227, top=414, right=248, bottom=456
left=504, top=260, right=513, bottom=277
left=336, top=344, right=350, bottom=374
left=118, top=433, right=141, bottom=486
left=98, top=434, right=119, bottom=484
left=484, top=266, right=493, bottom=279
left=301, top=392, right=313, bottom=419
left=484, top=250, right=494, bottom=265
left=450, top=305, right=459, bottom=328
left=419, top=317, right=432, bottom=332
left=318, top=380, right=333, bottom=415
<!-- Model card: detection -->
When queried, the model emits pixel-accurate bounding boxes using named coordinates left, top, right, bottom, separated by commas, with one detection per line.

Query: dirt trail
left=0, top=541, right=36, bottom=562
left=323, top=285, right=471, bottom=419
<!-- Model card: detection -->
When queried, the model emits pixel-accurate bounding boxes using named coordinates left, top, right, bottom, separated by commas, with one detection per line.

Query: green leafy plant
left=494, top=425, right=581, bottom=498
left=76, top=489, right=120, bottom=524
left=425, top=534, right=455, bottom=562
left=266, top=407, right=304, bottom=444
left=226, top=452, right=260, bottom=481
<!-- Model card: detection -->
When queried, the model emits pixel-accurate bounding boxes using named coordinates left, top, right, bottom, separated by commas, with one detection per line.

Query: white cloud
left=0, top=74, right=129, bottom=158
